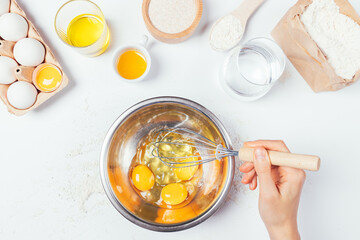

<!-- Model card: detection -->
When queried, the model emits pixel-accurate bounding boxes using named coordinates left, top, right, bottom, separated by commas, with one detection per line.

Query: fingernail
left=255, top=148, right=266, bottom=161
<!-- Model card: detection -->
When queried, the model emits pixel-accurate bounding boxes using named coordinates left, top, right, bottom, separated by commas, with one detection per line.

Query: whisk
left=152, top=128, right=320, bottom=171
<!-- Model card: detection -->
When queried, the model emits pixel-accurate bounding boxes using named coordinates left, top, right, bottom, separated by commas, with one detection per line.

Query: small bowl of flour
left=142, top=0, right=203, bottom=43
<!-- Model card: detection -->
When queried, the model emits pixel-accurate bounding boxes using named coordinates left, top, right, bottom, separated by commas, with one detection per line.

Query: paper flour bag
left=271, top=0, right=360, bottom=92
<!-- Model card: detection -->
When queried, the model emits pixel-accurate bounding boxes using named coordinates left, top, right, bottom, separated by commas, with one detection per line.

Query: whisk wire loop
left=151, top=128, right=238, bottom=168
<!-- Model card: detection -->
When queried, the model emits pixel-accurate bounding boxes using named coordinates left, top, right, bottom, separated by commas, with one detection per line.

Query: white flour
left=210, top=15, right=244, bottom=51
left=149, top=0, right=196, bottom=34
left=301, top=0, right=360, bottom=79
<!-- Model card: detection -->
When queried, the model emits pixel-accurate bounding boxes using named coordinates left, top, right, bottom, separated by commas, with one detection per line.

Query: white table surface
left=1, top=0, right=360, bottom=239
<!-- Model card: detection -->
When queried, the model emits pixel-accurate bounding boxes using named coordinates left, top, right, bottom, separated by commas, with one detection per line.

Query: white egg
left=0, top=56, right=18, bottom=84
left=7, top=81, right=37, bottom=109
left=0, top=0, right=10, bottom=15
left=0, top=13, right=28, bottom=41
left=13, top=38, right=45, bottom=66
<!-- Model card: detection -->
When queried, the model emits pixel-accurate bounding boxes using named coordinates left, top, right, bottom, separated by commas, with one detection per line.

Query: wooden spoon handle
left=232, top=0, right=265, bottom=24
left=238, top=147, right=320, bottom=171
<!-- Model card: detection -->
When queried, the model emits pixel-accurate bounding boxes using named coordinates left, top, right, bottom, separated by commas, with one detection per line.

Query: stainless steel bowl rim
left=100, top=96, right=235, bottom=232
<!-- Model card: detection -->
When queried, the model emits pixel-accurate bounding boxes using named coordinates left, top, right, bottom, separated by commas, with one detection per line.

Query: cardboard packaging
left=271, top=0, right=360, bottom=92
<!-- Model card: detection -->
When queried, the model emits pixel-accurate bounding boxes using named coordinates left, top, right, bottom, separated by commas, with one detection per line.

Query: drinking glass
left=55, top=0, right=110, bottom=56
left=220, top=37, right=286, bottom=101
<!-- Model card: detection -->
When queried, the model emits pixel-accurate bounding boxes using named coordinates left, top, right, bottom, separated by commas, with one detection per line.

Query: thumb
left=254, top=148, right=277, bottom=195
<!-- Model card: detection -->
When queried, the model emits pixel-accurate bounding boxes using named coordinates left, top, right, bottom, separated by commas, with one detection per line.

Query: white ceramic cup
left=113, top=35, right=151, bottom=82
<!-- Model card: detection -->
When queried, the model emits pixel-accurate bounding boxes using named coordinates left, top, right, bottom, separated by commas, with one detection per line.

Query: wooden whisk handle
left=238, top=147, right=320, bottom=171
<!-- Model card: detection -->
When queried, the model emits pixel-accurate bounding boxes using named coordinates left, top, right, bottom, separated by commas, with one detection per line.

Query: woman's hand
left=239, top=140, right=306, bottom=240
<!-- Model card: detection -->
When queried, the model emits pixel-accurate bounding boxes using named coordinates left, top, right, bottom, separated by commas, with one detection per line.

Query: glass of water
left=220, top=38, right=286, bottom=101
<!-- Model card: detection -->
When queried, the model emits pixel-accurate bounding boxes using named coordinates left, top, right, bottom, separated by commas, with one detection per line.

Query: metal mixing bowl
left=100, top=97, right=235, bottom=231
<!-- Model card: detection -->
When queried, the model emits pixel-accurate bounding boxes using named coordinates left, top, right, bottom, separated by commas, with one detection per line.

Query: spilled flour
left=61, top=157, right=108, bottom=214
left=61, top=134, right=108, bottom=214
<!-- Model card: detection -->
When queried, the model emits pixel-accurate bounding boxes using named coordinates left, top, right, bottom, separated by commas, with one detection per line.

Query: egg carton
left=0, top=0, right=69, bottom=116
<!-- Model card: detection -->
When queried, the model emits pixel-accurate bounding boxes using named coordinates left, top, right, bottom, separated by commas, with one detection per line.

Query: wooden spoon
left=210, top=0, right=265, bottom=51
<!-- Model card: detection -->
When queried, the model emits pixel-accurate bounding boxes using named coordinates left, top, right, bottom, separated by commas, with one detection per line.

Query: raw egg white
left=0, top=13, right=28, bottom=41
left=0, top=56, right=18, bottom=84
left=14, top=38, right=45, bottom=66
left=7, top=81, right=37, bottom=109
left=0, top=0, right=10, bottom=15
